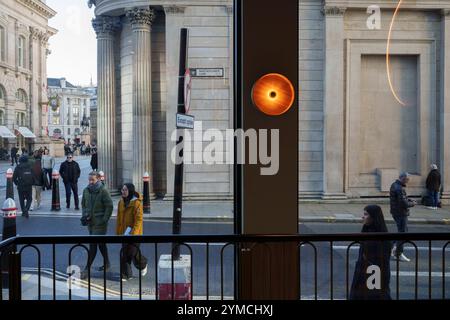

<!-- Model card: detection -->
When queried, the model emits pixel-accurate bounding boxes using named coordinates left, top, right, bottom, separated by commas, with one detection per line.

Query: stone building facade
left=47, top=78, right=92, bottom=144
left=89, top=0, right=450, bottom=202
left=0, top=0, right=56, bottom=152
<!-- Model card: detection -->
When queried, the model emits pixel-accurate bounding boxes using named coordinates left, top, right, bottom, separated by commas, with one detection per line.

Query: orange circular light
left=251, top=73, right=295, bottom=116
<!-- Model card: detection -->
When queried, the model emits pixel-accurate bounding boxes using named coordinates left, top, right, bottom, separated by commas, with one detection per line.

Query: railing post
left=8, top=251, right=21, bottom=301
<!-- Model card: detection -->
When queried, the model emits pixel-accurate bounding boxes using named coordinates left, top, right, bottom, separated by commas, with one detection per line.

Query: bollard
left=157, top=254, right=191, bottom=300
left=143, top=172, right=151, bottom=214
left=1, top=198, right=17, bottom=280
left=6, top=168, right=14, bottom=200
left=99, top=171, right=105, bottom=185
left=2, top=198, right=17, bottom=241
left=51, top=170, right=61, bottom=211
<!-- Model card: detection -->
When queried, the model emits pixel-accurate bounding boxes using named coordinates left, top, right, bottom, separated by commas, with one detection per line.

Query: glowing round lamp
left=251, top=73, right=295, bottom=116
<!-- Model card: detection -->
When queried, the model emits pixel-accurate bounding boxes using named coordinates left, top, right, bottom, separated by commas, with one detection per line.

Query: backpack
left=19, top=165, right=34, bottom=187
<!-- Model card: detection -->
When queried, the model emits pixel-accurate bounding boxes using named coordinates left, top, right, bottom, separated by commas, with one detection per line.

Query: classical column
left=440, top=9, right=450, bottom=202
left=126, top=7, right=155, bottom=194
left=163, top=5, right=186, bottom=200
left=92, top=16, right=120, bottom=191
left=322, top=6, right=347, bottom=199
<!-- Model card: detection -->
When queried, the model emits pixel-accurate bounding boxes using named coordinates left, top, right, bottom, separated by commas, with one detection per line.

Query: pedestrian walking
left=31, top=154, right=45, bottom=210
left=350, top=205, right=392, bottom=300
left=425, top=164, right=441, bottom=210
left=59, top=154, right=81, bottom=210
left=41, top=149, right=55, bottom=190
left=389, top=172, right=416, bottom=262
left=12, top=155, right=33, bottom=218
left=116, top=183, right=148, bottom=281
left=10, top=145, right=18, bottom=166
left=80, top=171, right=113, bottom=280
left=90, top=149, right=98, bottom=171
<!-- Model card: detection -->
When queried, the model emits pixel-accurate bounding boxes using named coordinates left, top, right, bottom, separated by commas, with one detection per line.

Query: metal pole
left=172, top=28, right=189, bottom=261
left=6, top=169, right=14, bottom=200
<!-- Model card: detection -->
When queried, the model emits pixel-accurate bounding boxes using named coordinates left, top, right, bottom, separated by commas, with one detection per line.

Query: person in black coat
left=59, top=154, right=81, bottom=210
left=350, top=205, right=392, bottom=300
left=90, top=150, right=98, bottom=171
left=425, top=164, right=441, bottom=210
left=10, top=145, right=18, bottom=166
left=12, top=155, right=34, bottom=218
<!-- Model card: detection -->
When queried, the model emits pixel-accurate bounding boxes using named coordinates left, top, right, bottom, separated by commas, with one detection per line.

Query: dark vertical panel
left=235, top=0, right=299, bottom=299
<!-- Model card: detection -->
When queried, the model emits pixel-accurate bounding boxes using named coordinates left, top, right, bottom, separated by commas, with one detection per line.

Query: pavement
left=1, top=156, right=450, bottom=225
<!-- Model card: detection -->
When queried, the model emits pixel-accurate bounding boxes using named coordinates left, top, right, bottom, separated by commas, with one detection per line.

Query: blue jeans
left=428, top=190, right=439, bottom=207
left=393, top=215, right=408, bottom=256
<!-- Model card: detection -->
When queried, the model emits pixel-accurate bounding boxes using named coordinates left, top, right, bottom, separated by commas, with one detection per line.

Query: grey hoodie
left=41, top=155, right=55, bottom=169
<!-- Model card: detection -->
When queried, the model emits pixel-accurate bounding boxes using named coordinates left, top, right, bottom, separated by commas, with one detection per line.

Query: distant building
left=84, top=85, right=97, bottom=145
left=47, top=78, right=93, bottom=145
left=0, top=0, right=56, bottom=152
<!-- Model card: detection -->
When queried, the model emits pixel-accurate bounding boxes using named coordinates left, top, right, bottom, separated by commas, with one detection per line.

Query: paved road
left=2, top=218, right=449, bottom=300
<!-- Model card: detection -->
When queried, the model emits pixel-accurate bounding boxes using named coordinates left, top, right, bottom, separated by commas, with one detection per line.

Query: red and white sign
left=184, top=68, right=192, bottom=114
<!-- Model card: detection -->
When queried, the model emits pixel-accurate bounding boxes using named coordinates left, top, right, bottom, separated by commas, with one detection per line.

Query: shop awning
left=16, top=127, right=37, bottom=139
left=0, top=126, right=16, bottom=138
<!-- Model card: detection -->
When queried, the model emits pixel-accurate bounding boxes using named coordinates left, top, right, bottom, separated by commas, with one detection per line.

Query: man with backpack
left=13, top=155, right=34, bottom=218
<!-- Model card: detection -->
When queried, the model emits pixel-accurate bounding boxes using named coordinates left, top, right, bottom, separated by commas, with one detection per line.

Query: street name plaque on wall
left=190, top=68, right=224, bottom=78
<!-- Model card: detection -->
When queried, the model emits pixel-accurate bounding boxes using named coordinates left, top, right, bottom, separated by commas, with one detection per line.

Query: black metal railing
left=1, top=233, right=450, bottom=300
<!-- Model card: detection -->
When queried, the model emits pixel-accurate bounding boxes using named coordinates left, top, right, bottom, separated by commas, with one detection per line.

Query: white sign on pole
left=176, top=113, right=195, bottom=130
left=184, top=68, right=192, bottom=114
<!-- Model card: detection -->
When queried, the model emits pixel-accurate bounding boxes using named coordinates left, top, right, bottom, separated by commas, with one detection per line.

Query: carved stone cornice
left=322, top=6, right=347, bottom=16
left=126, top=7, right=155, bottom=28
left=17, top=0, right=56, bottom=19
left=92, top=16, right=121, bottom=38
left=163, top=5, right=186, bottom=15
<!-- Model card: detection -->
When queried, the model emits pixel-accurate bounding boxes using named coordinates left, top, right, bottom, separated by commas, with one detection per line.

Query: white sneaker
left=140, top=265, right=148, bottom=277
left=391, top=247, right=397, bottom=257
left=426, top=206, right=434, bottom=210
left=398, top=253, right=411, bottom=262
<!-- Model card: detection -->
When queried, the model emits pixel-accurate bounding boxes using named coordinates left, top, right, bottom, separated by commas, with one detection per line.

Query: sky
left=46, top=0, right=97, bottom=87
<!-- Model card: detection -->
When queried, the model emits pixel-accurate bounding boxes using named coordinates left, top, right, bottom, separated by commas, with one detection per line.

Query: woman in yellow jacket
left=116, top=183, right=148, bottom=281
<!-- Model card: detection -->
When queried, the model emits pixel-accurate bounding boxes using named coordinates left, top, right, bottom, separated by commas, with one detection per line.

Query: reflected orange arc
left=386, top=0, right=407, bottom=106
left=251, top=73, right=295, bottom=116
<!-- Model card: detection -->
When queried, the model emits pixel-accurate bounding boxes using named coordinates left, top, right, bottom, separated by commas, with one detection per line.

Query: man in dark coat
left=90, top=150, right=98, bottom=171
left=12, top=155, right=34, bottom=218
left=59, top=154, right=81, bottom=210
left=425, top=164, right=441, bottom=210
left=390, top=172, right=416, bottom=262
left=10, top=145, right=18, bottom=166
left=80, top=171, right=113, bottom=279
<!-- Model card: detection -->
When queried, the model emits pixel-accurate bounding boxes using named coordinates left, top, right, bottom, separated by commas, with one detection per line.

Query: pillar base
left=321, top=192, right=347, bottom=200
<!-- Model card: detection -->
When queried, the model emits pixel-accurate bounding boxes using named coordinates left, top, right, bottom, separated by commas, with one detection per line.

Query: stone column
left=163, top=5, right=186, bottom=200
left=92, top=16, right=120, bottom=191
left=126, top=7, right=155, bottom=194
left=440, top=9, right=450, bottom=202
left=322, top=6, right=347, bottom=199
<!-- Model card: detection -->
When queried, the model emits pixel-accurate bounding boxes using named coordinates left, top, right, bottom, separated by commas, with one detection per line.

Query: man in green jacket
left=80, top=171, right=113, bottom=280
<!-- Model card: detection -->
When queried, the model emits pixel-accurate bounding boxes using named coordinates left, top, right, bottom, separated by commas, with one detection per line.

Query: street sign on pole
left=176, top=113, right=195, bottom=130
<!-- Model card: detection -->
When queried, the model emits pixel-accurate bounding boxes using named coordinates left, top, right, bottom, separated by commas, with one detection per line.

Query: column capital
left=92, top=15, right=121, bottom=38
left=322, top=6, right=346, bottom=16
left=442, top=9, right=450, bottom=18
left=163, top=5, right=186, bottom=15
left=126, top=7, right=155, bottom=28
left=224, top=5, right=233, bottom=15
